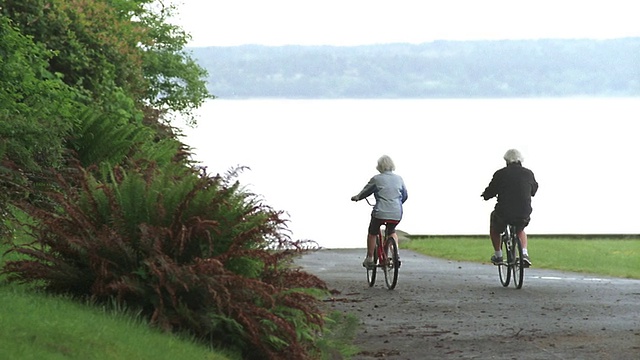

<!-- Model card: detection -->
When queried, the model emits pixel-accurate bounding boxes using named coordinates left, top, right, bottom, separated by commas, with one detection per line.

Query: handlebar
left=352, top=196, right=374, bottom=206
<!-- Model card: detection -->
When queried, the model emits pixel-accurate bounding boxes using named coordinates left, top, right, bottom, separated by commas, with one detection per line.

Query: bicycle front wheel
left=512, top=234, right=524, bottom=289
left=383, top=237, right=399, bottom=290
left=498, top=235, right=511, bottom=287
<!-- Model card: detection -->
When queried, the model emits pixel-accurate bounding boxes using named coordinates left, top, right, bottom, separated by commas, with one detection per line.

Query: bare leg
left=366, top=234, right=377, bottom=258
left=391, top=232, right=400, bottom=256
left=517, top=230, right=528, bottom=250
left=490, top=228, right=501, bottom=251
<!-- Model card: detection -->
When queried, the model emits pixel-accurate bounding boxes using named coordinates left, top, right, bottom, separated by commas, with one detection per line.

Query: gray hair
left=503, top=149, right=524, bottom=164
left=376, top=155, right=396, bottom=172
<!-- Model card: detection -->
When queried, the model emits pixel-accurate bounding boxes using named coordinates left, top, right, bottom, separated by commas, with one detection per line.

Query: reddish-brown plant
left=2, top=161, right=328, bottom=359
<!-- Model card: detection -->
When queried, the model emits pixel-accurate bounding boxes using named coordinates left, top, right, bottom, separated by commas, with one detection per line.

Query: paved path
left=296, top=249, right=640, bottom=360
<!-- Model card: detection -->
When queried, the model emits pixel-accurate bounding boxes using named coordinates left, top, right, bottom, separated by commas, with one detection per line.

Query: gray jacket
left=354, top=171, right=408, bottom=220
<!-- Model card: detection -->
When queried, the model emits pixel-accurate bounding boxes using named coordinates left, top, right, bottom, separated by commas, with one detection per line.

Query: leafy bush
left=1, top=0, right=211, bottom=126
left=1, top=160, right=328, bottom=359
left=0, top=15, right=79, bottom=173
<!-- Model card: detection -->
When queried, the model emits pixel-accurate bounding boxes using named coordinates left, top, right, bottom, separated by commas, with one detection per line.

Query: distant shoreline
left=192, top=38, right=640, bottom=99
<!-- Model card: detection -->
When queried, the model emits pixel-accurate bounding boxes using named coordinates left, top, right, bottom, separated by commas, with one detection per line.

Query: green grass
left=0, top=281, right=357, bottom=360
left=316, top=311, right=360, bottom=360
left=0, top=284, right=238, bottom=360
left=0, top=233, right=355, bottom=360
left=403, top=236, right=640, bottom=279
left=0, top=228, right=239, bottom=360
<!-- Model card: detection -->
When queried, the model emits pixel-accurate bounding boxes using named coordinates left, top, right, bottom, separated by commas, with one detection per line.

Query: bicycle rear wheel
left=498, top=235, right=511, bottom=287
left=512, top=234, right=524, bottom=289
left=366, top=239, right=379, bottom=287
left=383, top=237, right=399, bottom=290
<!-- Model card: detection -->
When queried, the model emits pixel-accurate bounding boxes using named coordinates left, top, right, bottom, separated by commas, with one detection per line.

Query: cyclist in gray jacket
left=352, top=155, right=408, bottom=268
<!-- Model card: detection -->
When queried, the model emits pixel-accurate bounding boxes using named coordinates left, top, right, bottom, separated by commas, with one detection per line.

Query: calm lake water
left=179, top=98, right=640, bottom=248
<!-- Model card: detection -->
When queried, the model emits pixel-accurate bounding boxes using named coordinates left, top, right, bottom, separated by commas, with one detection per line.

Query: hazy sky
left=170, top=0, right=640, bottom=47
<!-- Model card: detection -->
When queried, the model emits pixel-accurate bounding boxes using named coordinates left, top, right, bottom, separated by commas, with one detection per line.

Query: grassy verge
left=403, top=236, right=640, bottom=279
left=0, top=283, right=359, bottom=360
left=0, top=229, right=235, bottom=360
left=0, top=239, right=356, bottom=360
left=316, top=311, right=360, bottom=359
left=0, top=283, right=238, bottom=360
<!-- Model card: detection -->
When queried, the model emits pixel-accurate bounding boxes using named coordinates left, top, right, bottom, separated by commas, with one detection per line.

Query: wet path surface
left=296, top=249, right=640, bottom=359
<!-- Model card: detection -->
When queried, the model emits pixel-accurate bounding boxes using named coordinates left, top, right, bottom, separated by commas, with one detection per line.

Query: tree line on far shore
left=192, top=38, right=640, bottom=99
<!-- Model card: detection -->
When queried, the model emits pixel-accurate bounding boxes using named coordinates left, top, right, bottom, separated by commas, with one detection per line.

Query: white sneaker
left=362, top=257, right=375, bottom=268
left=522, top=254, right=532, bottom=267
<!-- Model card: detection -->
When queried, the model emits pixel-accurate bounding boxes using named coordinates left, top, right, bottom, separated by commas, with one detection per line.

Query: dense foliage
left=1, top=0, right=210, bottom=123
left=193, top=38, right=640, bottom=98
left=1, top=1, right=332, bottom=359
left=0, top=15, right=79, bottom=173
left=1, top=0, right=212, bottom=205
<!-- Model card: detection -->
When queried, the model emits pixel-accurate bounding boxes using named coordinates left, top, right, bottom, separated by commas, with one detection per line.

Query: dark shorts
left=490, top=210, right=530, bottom=233
left=368, top=216, right=400, bottom=236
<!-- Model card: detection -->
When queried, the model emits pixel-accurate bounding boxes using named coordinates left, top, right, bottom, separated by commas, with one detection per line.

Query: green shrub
left=1, top=160, right=328, bottom=360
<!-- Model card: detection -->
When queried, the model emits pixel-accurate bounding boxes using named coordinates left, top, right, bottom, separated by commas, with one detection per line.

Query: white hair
left=376, top=155, right=395, bottom=172
left=503, top=149, right=524, bottom=164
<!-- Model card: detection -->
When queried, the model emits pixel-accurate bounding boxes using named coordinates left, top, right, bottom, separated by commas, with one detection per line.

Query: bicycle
left=497, top=224, right=525, bottom=289
left=363, top=198, right=401, bottom=290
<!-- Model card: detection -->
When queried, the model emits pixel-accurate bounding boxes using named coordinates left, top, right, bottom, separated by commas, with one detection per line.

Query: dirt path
left=296, top=249, right=640, bottom=360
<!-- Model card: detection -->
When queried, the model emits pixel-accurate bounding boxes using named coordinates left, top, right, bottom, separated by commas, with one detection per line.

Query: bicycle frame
left=375, top=220, right=399, bottom=264
left=363, top=198, right=401, bottom=290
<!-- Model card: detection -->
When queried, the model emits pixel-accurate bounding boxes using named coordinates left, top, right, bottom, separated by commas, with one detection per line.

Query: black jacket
left=482, top=162, right=538, bottom=220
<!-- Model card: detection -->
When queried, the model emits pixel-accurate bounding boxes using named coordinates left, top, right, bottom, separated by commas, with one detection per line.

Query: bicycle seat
left=380, top=219, right=400, bottom=225
left=506, top=218, right=528, bottom=226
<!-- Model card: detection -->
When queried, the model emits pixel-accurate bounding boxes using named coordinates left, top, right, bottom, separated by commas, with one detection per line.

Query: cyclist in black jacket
left=482, top=149, right=538, bottom=267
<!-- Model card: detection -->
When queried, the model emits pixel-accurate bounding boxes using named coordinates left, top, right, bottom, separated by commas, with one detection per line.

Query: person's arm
left=351, top=177, right=377, bottom=201
left=482, top=173, right=498, bottom=200
left=530, top=171, right=539, bottom=197
left=401, top=184, right=408, bottom=203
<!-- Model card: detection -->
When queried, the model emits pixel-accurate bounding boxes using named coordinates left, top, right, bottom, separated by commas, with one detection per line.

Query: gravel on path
left=296, top=248, right=640, bottom=360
